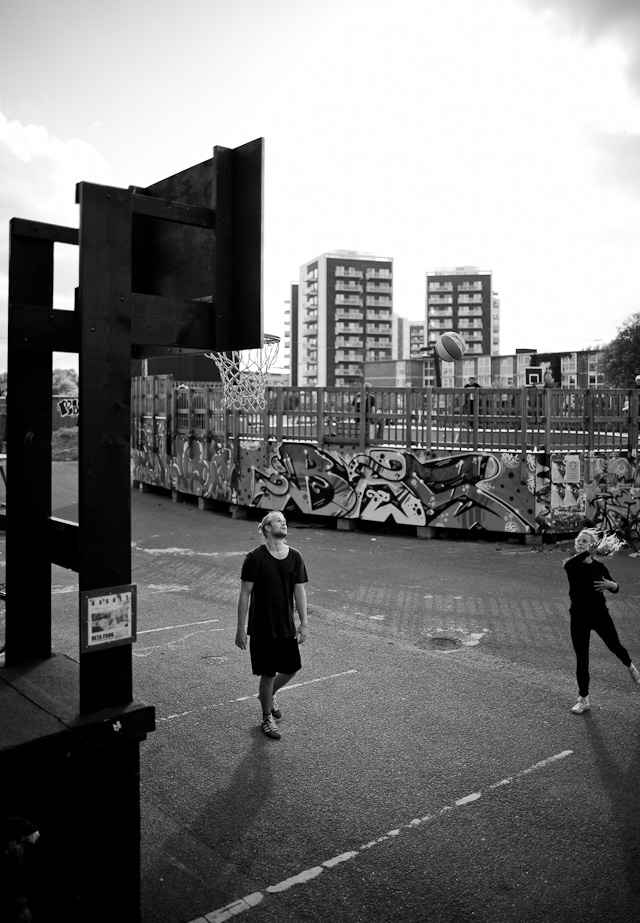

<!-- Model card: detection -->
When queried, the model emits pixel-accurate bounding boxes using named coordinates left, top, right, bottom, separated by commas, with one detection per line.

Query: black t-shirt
left=563, top=550, right=618, bottom=615
left=241, top=544, right=309, bottom=640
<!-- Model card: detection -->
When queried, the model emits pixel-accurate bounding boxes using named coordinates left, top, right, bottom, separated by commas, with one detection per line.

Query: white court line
left=138, top=619, right=220, bottom=635
left=191, top=749, right=573, bottom=923
left=156, top=670, right=359, bottom=723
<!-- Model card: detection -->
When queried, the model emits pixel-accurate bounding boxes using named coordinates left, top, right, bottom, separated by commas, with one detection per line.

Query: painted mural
left=584, top=455, right=640, bottom=532
left=132, top=427, right=558, bottom=534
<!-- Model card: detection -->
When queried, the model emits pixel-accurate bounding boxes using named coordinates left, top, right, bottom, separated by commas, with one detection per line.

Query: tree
left=52, top=369, right=79, bottom=395
left=600, top=312, right=640, bottom=388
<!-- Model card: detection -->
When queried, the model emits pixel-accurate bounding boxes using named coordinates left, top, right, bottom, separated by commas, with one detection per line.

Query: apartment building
left=294, top=251, right=393, bottom=387
left=364, top=348, right=607, bottom=389
left=425, top=267, right=500, bottom=359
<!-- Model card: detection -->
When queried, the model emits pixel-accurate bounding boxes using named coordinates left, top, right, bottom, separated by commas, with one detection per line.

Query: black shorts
left=249, top=635, right=302, bottom=677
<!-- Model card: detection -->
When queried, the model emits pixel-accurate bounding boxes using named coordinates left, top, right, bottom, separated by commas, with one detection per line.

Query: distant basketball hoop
left=206, top=334, right=280, bottom=412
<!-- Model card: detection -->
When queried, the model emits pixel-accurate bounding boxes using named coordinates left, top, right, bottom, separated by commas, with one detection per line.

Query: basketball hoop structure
left=206, top=334, right=280, bottom=412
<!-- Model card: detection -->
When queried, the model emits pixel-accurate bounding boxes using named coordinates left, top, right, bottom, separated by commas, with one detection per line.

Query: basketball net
left=206, top=335, right=280, bottom=412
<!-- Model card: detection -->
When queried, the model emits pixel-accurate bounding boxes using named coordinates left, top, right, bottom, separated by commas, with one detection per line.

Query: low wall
left=131, top=430, right=640, bottom=537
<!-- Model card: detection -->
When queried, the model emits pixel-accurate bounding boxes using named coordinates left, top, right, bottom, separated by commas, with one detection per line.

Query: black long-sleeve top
left=563, top=550, right=619, bottom=615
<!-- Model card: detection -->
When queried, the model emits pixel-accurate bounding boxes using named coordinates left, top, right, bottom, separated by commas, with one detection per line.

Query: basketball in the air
left=435, top=331, right=467, bottom=362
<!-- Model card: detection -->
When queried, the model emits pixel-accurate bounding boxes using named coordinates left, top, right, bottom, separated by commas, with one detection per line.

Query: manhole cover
left=416, top=636, right=463, bottom=651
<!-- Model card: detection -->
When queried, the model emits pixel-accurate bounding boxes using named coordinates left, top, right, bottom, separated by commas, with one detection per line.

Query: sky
left=1, top=0, right=640, bottom=374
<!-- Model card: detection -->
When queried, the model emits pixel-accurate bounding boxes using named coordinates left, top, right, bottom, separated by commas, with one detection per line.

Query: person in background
left=463, top=376, right=481, bottom=415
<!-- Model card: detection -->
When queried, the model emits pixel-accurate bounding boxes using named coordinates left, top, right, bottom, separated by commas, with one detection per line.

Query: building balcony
left=335, top=295, right=363, bottom=306
left=335, top=281, right=363, bottom=292
left=335, top=267, right=364, bottom=278
left=336, top=312, right=364, bottom=323
left=428, top=282, right=453, bottom=292
left=335, top=352, right=362, bottom=362
left=365, top=269, right=392, bottom=279
left=335, top=340, right=363, bottom=349
left=366, top=283, right=392, bottom=293
left=367, top=325, right=392, bottom=334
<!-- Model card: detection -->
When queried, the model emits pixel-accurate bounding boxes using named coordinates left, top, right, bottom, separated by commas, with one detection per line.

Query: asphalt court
left=39, top=470, right=640, bottom=922
left=134, top=605, right=640, bottom=923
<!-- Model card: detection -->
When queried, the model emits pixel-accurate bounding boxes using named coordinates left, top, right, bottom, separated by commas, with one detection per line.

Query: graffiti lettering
left=57, top=398, right=79, bottom=418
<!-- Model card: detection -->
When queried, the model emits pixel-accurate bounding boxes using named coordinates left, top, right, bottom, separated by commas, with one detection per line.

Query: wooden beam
left=10, top=218, right=78, bottom=246
left=9, top=305, right=79, bottom=353
left=130, top=191, right=215, bottom=229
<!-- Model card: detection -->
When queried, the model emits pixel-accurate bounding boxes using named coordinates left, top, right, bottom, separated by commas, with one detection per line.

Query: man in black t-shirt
left=236, top=511, right=309, bottom=739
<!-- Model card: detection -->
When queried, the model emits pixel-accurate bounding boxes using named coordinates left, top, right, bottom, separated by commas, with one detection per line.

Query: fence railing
left=131, top=377, right=640, bottom=456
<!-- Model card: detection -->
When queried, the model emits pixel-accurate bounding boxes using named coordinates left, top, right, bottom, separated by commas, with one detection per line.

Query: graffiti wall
left=584, top=455, right=640, bottom=532
left=131, top=429, right=564, bottom=534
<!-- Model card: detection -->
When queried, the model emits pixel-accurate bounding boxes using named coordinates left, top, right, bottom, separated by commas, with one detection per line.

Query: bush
left=52, top=427, right=78, bottom=462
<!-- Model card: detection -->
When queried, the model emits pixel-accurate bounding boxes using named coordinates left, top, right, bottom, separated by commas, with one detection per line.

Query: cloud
left=518, top=0, right=640, bottom=200
left=519, top=0, right=640, bottom=88
left=588, top=129, right=640, bottom=197
left=0, top=109, right=111, bottom=370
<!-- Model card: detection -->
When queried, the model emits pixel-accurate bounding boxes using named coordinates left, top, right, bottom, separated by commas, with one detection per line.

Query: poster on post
left=80, top=585, right=137, bottom=653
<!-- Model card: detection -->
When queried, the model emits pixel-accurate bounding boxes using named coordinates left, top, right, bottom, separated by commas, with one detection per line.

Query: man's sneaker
left=629, top=663, right=640, bottom=685
left=271, top=695, right=282, bottom=720
left=261, top=714, right=281, bottom=739
left=571, top=696, right=590, bottom=714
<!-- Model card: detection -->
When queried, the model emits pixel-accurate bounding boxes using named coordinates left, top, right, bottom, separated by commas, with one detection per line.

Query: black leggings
left=570, top=611, right=631, bottom=697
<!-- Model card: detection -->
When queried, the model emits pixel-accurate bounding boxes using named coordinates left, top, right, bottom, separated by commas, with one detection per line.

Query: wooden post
left=586, top=389, right=595, bottom=454
left=77, top=182, right=134, bottom=714
left=520, top=388, right=528, bottom=455
left=6, top=222, right=60, bottom=661
left=316, top=388, right=325, bottom=444
left=629, top=390, right=638, bottom=458
left=544, top=389, right=552, bottom=449
left=358, top=383, right=367, bottom=451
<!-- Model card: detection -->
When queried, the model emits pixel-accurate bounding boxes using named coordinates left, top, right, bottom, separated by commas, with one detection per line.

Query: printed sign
left=565, top=454, right=581, bottom=484
left=80, top=585, right=137, bottom=653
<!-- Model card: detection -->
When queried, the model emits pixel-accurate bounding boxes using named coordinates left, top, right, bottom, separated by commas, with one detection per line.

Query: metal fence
left=131, top=377, right=639, bottom=456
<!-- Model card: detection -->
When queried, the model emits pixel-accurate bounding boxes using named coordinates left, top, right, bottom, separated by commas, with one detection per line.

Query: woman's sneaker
left=571, top=696, right=590, bottom=714
left=261, top=714, right=282, bottom=739
left=271, top=696, right=282, bottom=719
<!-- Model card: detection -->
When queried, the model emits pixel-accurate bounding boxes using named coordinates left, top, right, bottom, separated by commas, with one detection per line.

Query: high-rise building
left=295, top=251, right=393, bottom=387
left=425, top=267, right=500, bottom=360
left=409, top=321, right=426, bottom=358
